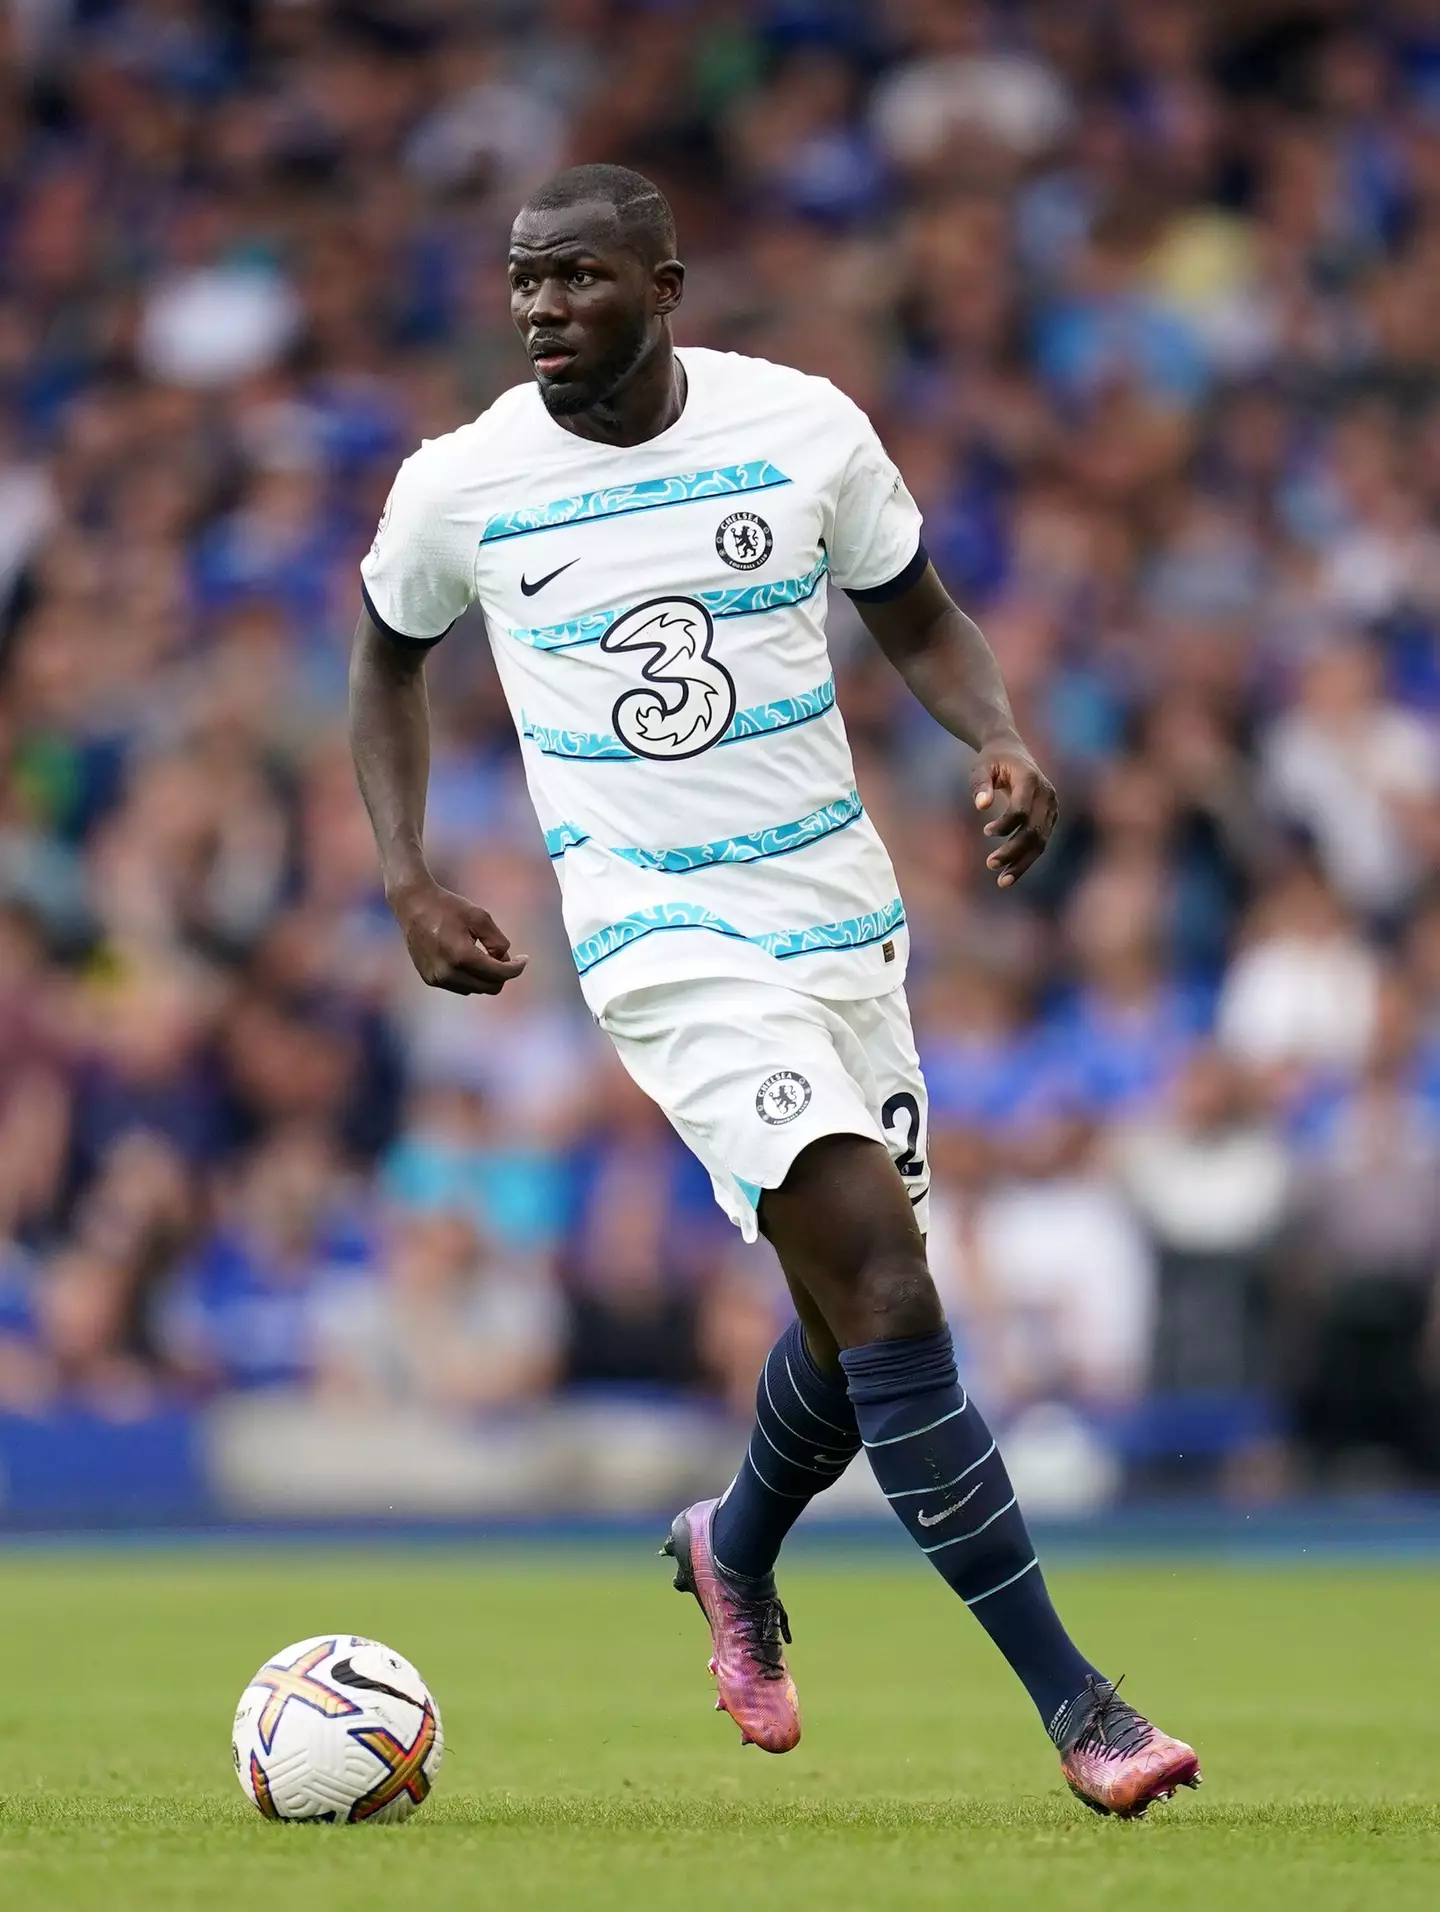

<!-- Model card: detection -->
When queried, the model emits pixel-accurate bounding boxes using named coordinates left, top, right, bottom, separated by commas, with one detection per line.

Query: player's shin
left=710, top=1318, right=861, bottom=1581
left=840, top=1327, right=1101, bottom=1735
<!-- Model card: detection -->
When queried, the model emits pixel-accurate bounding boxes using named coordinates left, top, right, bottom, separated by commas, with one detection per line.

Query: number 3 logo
left=600, top=596, right=737, bottom=761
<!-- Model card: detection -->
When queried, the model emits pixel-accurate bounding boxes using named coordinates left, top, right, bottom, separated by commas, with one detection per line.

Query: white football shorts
left=599, top=977, right=931, bottom=1242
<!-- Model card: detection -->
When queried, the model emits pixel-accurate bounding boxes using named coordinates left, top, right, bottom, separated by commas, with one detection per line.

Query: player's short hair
left=520, top=164, right=678, bottom=266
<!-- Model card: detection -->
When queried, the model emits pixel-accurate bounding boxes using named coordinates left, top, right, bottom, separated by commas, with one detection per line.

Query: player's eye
left=569, top=270, right=595, bottom=287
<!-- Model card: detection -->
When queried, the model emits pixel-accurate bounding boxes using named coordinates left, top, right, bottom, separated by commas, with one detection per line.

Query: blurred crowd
left=4, top=0, right=1440, bottom=1495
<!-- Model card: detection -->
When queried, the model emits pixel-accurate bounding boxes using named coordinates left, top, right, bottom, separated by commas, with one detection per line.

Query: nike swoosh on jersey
left=520, top=558, right=579, bottom=596
left=915, top=1481, right=985, bottom=1527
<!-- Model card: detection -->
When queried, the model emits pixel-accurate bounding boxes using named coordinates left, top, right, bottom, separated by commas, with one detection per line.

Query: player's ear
left=654, top=259, right=684, bottom=317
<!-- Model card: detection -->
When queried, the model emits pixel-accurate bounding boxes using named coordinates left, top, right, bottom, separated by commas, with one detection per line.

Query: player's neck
left=555, top=339, right=687, bottom=447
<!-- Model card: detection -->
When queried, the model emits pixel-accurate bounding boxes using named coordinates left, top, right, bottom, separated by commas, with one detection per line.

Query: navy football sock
left=711, top=1319, right=861, bottom=1581
left=840, top=1328, right=1101, bottom=1734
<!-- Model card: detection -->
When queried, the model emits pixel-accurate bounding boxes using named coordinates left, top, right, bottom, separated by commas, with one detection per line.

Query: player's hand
left=389, top=878, right=529, bottom=995
left=970, top=739, right=1058, bottom=889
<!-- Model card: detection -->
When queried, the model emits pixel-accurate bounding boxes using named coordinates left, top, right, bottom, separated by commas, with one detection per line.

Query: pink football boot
left=1056, top=1675, right=1202, bottom=1818
left=662, top=1498, right=802, bottom=1754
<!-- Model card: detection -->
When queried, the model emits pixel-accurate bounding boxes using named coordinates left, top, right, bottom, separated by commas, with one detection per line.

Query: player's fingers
left=422, top=916, right=525, bottom=987
left=982, top=761, right=1038, bottom=831
left=442, top=904, right=529, bottom=982
left=989, top=769, right=1058, bottom=841
left=986, top=825, right=1046, bottom=885
left=1029, top=780, right=1059, bottom=844
left=444, top=941, right=529, bottom=987
left=458, top=904, right=514, bottom=961
left=985, top=831, right=1029, bottom=871
left=969, top=759, right=996, bottom=812
left=428, top=958, right=521, bottom=996
left=982, top=803, right=1026, bottom=838
left=1003, top=837, right=1047, bottom=884
left=427, top=972, right=492, bottom=997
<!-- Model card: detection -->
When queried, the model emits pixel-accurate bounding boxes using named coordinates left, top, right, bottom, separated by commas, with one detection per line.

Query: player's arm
left=852, top=563, right=1057, bottom=888
left=349, top=607, right=527, bottom=996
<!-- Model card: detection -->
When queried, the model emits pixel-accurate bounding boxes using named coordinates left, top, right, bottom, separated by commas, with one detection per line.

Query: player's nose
left=526, top=274, right=570, bottom=328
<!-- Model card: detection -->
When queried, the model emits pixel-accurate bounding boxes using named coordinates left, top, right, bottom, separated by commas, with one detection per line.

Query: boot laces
left=1068, top=1676, right=1153, bottom=1762
left=729, top=1589, right=792, bottom=1682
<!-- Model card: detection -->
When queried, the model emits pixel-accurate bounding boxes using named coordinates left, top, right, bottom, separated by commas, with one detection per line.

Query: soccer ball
left=232, top=1635, right=444, bottom=1823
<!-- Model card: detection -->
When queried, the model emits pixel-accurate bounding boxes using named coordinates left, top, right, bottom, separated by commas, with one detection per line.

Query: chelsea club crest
left=716, top=511, right=773, bottom=570
left=756, top=1071, right=812, bottom=1125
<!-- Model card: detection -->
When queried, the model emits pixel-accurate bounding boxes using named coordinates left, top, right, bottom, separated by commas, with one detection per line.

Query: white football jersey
left=361, top=347, right=926, bottom=1013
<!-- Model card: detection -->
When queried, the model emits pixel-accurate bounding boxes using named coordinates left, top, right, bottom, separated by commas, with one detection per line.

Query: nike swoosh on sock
left=916, top=1481, right=985, bottom=1527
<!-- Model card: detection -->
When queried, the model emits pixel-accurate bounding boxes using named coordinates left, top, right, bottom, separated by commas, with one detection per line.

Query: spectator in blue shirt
left=1052, top=857, right=1211, bottom=1120
left=158, top=1125, right=373, bottom=1393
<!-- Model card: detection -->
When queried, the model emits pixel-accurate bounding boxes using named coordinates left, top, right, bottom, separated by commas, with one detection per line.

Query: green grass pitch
left=0, top=1546, right=1436, bottom=1910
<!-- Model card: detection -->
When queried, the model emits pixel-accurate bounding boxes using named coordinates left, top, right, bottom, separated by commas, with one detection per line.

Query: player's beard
left=537, top=312, right=656, bottom=418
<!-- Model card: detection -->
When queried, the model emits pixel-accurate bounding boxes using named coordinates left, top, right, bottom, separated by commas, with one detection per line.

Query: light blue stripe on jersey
left=721, top=676, right=835, bottom=743
left=509, top=555, right=829, bottom=652
left=524, top=722, right=632, bottom=762
left=543, top=821, right=592, bottom=856
left=763, top=897, right=905, bottom=960
left=570, top=896, right=905, bottom=977
left=523, top=675, right=836, bottom=761
left=543, top=790, right=863, bottom=870
left=479, top=462, right=791, bottom=545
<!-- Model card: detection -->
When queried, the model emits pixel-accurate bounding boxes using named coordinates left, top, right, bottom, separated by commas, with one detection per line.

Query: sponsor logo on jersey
left=716, top=511, right=773, bottom=570
left=756, top=1070, right=812, bottom=1125
left=600, top=596, right=737, bottom=760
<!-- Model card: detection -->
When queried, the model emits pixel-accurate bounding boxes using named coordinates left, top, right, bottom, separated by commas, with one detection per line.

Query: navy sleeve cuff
left=360, top=579, right=452, bottom=649
left=843, top=540, right=930, bottom=605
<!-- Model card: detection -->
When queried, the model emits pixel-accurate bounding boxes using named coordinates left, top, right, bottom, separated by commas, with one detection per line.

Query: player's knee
left=852, top=1244, right=943, bottom=1342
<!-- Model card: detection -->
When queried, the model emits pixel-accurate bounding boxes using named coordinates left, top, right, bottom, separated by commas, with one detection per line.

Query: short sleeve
left=825, top=395, right=927, bottom=599
left=359, top=447, right=473, bottom=646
